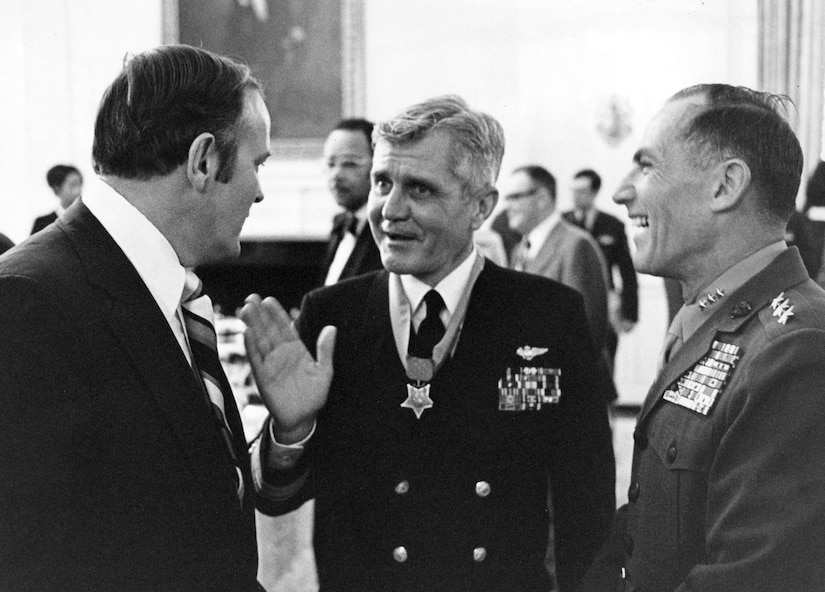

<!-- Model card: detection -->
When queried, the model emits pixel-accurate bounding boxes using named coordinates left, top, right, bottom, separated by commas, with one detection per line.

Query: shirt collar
left=400, top=246, right=479, bottom=316
left=83, top=177, right=186, bottom=322
left=525, top=209, right=562, bottom=258
left=676, top=241, right=786, bottom=341
left=688, top=241, right=787, bottom=306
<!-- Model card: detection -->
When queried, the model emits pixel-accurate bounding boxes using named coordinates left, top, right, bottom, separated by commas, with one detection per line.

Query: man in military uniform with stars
left=242, top=95, right=615, bottom=591
left=578, top=84, right=825, bottom=592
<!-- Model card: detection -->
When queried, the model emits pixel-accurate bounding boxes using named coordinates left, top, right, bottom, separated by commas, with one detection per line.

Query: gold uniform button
left=475, top=481, right=491, bottom=497
left=393, top=546, right=408, bottom=563
left=473, top=547, right=487, bottom=562
left=395, top=480, right=410, bottom=495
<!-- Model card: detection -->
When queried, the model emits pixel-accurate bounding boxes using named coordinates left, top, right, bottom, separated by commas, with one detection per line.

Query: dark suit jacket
left=258, top=262, right=615, bottom=592
left=30, top=211, right=58, bottom=235
left=318, top=221, right=383, bottom=285
left=0, top=202, right=261, bottom=591
left=563, top=210, right=638, bottom=323
left=579, top=248, right=825, bottom=592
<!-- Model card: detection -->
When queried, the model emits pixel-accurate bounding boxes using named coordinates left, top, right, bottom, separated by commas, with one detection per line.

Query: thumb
left=315, top=325, right=337, bottom=372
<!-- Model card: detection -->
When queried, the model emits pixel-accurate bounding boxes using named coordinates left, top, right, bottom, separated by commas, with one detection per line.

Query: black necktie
left=408, top=290, right=446, bottom=358
left=322, top=211, right=358, bottom=274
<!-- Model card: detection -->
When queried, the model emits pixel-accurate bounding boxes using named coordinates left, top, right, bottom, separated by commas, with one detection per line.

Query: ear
left=710, top=158, right=750, bottom=213
left=471, top=187, right=499, bottom=230
left=187, top=132, right=219, bottom=192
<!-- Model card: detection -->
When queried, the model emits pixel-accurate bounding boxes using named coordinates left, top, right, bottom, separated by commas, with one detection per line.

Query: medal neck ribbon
left=390, top=253, right=485, bottom=384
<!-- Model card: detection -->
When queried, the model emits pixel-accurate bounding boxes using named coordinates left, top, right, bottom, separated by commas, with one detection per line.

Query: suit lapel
left=638, top=249, right=810, bottom=424
left=527, top=223, right=564, bottom=275
left=59, top=203, right=233, bottom=465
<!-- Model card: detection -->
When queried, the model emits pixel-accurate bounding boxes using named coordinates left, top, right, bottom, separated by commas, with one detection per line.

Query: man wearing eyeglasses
left=502, top=165, right=611, bottom=358
left=319, top=118, right=383, bottom=285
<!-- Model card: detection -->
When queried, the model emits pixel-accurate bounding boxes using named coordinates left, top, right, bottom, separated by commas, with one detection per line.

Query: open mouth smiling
left=630, top=215, right=649, bottom=228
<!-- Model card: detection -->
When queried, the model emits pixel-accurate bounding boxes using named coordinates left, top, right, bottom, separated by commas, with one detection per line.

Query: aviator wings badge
left=516, top=345, right=548, bottom=361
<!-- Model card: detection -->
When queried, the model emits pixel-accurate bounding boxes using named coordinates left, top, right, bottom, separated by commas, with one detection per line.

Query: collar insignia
left=729, top=301, right=753, bottom=319
left=698, top=288, right=725, bottom=311
left=516, top=346, right=548, bottom=361
left=770, top=292, right=794, bottom=325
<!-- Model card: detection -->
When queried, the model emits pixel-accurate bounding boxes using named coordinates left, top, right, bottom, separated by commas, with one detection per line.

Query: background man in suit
left=579, top=85, right=825, bottom=592
left=243, top=95, right=615, bottom=591
left=0, top=45, right=281, bottom=591
left=564, top=169, right=638, bottom=373
left=319, top=118, right=383, bottom=285
left=31, top=164, right=83, bottom=234
left=503, top=165, right=610, bottom=356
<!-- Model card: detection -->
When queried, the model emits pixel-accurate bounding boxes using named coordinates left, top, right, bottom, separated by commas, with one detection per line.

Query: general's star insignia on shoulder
left=516, top=345, right=548, bottom=360
left=770, top=292, right=794, bottom=325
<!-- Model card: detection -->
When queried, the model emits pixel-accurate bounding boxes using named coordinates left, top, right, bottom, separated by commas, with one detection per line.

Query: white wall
left=0, top=0, right=163, bottom=243
left=0, top=0, right=759, bottom=402
left=365, top=0, right=757, bottom=216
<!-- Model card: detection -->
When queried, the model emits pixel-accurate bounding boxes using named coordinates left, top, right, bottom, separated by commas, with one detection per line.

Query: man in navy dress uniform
left=244, top=95, right=615, bottom=591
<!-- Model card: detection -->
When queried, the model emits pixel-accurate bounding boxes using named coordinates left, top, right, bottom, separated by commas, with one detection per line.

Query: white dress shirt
left=83, top=177, right=189, bottom=360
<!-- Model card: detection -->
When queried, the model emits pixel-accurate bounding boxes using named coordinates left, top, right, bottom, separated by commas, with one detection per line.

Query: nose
left=380, top=186, right=409, bottom=221
left=613, top=172, right=637, bottom=205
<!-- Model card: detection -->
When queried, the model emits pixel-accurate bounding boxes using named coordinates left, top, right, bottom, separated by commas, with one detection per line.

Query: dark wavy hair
left=333, top=118, right=375, bottom=155
left=513, top=164, right=557, bottom=201
left=670, top=84, right=803, bottom=222
left=92, top=45, right=262, bottom=182
left=46, top=164, right=81, bottom=190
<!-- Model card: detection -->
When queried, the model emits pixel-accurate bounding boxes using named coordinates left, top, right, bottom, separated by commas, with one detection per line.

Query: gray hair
left=373, top=95, right=505, bottom=196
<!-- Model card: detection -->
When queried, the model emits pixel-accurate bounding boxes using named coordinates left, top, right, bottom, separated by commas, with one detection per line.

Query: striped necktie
left=181, top=271, right=244, bottom=504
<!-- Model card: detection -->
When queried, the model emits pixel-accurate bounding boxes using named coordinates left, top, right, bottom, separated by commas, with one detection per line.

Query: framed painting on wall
left=163, top=0, right=365, bottom=160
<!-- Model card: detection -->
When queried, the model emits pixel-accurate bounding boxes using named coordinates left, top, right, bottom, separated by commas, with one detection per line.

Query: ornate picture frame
left=162, top=0, right=365, bottom=160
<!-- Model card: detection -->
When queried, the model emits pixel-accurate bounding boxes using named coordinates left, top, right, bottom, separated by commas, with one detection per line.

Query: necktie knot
left=409, top=290, right=446, bottom=358
left=182, top=270, right=204, bottom=304
left=512, top=238, right=531, bottom=271
left=333, top=211, right=358, bottom=237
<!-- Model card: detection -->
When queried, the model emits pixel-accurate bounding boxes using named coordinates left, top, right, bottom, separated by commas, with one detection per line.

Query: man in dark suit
left=563, top=169, right=638, bottom=372
left=31, top=164, right=83, bottom=234
left=319, top=118, right=383, bottom=285
left=579, top=85, right=825, bottom=592
left=243, top=95, right=615, bottom=592
left=0, top=45, right=282, bottom=591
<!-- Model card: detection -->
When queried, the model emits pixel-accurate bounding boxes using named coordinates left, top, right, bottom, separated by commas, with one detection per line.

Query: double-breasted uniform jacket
left=257, top=261, right=616, bottom=592
left=0, top=202, right=261, bottom=591
left=563, top=210, right=638, bottom=325
left=579, top=248, right=825, bottom=592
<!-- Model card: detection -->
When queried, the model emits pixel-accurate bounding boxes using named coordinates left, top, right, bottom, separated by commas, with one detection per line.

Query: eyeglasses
left=503, top=187, right=541, bottom=201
